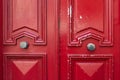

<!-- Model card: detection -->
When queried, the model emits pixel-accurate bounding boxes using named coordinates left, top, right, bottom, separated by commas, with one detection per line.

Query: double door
left=0, top=0, right=120, bottom=80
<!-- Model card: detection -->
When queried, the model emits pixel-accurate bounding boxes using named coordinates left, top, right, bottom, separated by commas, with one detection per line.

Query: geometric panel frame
left=3, top=0, right=47, bottom=45
left=68, top=0, right=113, bottom=46
left=67, top=54, right=113, bottom=80
left=3, top=54, right=47, bottom=80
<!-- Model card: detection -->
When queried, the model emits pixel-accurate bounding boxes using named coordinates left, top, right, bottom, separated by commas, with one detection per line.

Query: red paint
left=1, top=0, right=58, bottom=80
left=68, top=0, right=113, bottom=46
left=67, top=54, right=113, bottom=80
left=60, top=0, right=120, bottom=80
left=0, top=0, right=120, bottom=80
left=3, top=0, right=47, bottom=45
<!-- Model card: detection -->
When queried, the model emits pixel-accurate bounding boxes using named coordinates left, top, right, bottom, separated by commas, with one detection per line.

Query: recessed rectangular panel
left=4, top=54, right=47, bottom=80
left=68, top=0, right=113, bottom=46
left=3, top=0, right=47, bottom=45
left=73, top=0, right=104, bottom=32
left=68, top=54, right=113, bottom=80
left=12, top=0, right=37, bottom=31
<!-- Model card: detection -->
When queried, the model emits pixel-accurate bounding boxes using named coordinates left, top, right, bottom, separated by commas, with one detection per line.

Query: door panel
left=68, top=0, right=113, bottom=46
left=1, top=0, right=59, bottom=80
left=67, top=54, right=113, bottom=80
left=3, top=0, right=46, bottom=45
left=60, top=0, right=120, bottom=80
left=4, top=54, right=47, bottom=80
left=0, top=0, right=120, bottom=80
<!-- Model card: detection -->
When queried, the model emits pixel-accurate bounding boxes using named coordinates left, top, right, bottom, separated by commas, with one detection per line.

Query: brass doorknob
left=87, top=43, right=96, bottom=51
left=20, top=41, right=29, bottom=49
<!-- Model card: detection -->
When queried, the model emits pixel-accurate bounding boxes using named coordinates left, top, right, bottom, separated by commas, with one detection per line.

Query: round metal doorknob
left=87, top=43, right=96, bottom=51
left=20, top=41, right=29, bottom=49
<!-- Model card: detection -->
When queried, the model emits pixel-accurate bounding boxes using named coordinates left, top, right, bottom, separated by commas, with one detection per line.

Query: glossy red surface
left=1, top=0, right=58, bottom=80
left=60, top=0, right=120, bottom=80
left=73, top=0, right=104, bottom=32
left=0, top=0, right=120, bottom=80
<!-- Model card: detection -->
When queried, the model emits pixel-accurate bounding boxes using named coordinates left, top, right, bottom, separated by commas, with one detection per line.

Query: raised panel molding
left=67, top=54, right=113, bottom=80
left=4, top=54, right=47, bottom=80
left=68, top=0, right=113, bottom=46
left=3, top=0, right=47, bottom=45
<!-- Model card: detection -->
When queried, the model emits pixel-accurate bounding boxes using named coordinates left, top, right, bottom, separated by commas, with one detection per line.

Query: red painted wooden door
left=60, top=0, right=120, bottom=80
left=0, top=0, right=58, bottom=80
left=0, top=0, right=120, bottom=80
